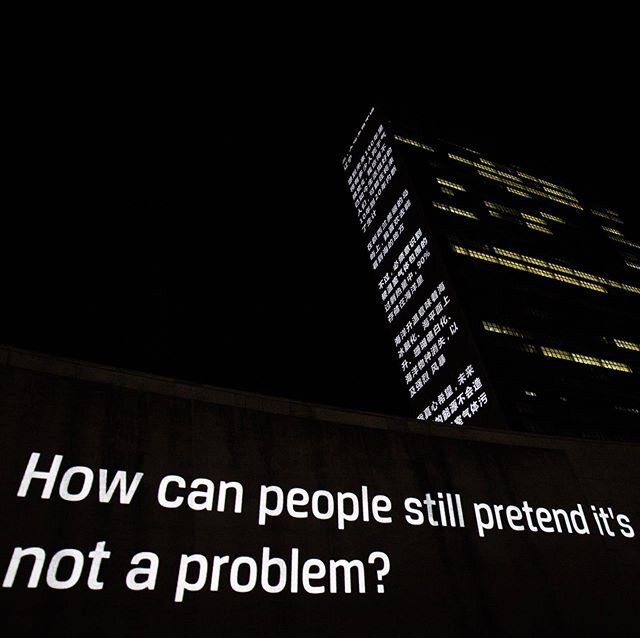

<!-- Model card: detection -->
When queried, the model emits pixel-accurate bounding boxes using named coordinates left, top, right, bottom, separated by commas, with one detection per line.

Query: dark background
left=4, top=72, right=638, bottom=417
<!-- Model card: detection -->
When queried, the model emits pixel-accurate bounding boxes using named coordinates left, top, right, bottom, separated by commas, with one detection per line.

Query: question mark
left=368, top=551, right=390, bottom=593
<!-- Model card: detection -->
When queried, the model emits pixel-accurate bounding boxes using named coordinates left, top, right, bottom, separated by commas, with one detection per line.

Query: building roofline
left=2, top=344, right=636, bottom=454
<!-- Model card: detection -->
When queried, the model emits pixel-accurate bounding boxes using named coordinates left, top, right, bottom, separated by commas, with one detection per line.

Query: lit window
left=539, top=211, right=565, bottom=224
left=525, top=222, right=553, bottom=235
left=482, top=321, right=530, bottom=338
left=506, top=186, right=533, bottom=199
left=521, top=213, right=546, bottom=224
left=448, top=153, right=475, bottom=167
left=613, top=338, right=640, bottom=352
left=484, top=202, right=553, bottom=235
left=520, top=343, right=538, bottom=354
left=453, top=243, right=640, bottom=296
left=436, top=178, right=466, bottom=191
left=453, top=157, right=583, bottom=208
left=451, top=245, right=608, bottom=293
left=602, top=225, right=624, bottom=237
left=451, top=155, right=577, bottom=202
left=591, top=208, right=622, bottom=223
left=608, top=235, right=640, bottom=250
left=516, top=171, right=575, bottom=196
left=481, top=323, right=633, bottom=372
left=394, top=135, right=435, bottom=152
left=491, top=247, right=640, bottom=295
left=433, top=202, right=478, bottom=220
left=540, top=347, right=632, bottom=373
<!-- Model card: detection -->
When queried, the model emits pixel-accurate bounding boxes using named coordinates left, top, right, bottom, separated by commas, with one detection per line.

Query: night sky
left=4, top=89, right=638, bottom=418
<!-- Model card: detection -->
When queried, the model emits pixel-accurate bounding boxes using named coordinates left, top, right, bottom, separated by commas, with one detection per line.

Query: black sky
left=4, top=83, right=638, bottom=417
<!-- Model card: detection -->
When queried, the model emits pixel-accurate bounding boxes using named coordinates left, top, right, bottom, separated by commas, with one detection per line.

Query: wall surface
left=1, top=346, right=638, bottom=637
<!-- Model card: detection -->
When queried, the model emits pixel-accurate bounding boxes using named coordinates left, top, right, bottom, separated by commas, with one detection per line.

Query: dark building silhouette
left=343, top=107, right=640, bottom=441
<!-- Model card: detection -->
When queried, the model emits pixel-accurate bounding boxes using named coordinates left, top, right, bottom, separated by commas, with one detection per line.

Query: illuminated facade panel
left=344, top=112, right=501, bottom=429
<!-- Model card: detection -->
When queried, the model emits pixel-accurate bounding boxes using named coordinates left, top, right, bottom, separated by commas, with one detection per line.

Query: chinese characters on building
left=345, top=113, right=490, bottom=427
left=417, top=363, right=488, bottom=426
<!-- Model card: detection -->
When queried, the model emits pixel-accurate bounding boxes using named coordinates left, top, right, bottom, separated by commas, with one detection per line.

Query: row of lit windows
left=591, top=208, right=622, bottom=223
left=608, top=235, right=640, bottom=251
left=602, top=225, right=624, bottom=237
left=477, top=169, right=523, bottom=187
left=516, top=170, right=574, bottom=196
left=521, top=212, right=547, bottom=225
left=525, top=221, right=553, bottom=235
left=487, top=324, right=640, bottom=357
left=432, top=201, right=478, bottom=220
left=393, top=135, right=435, bottom=152
left=539, top=211, right=566, bottom=224
left=449, top=153, right=515, bottom=177
left=505, top=186, right=533, bottom=199
left=520, top=213, right=553, bottom=235
left=610, top=279, right=640, bottom=294
left=484, top=201, right=523, bottom=216
left=483, top=158, right=575, bottom=205
left=476, top=168, right=583, bottom=209
left=492, top=166, right=580, bottom=205
left=491, top=247, right=640, bottom=295
left=486, top=201, right=564, bottom=226
left=488, top=208, right=553, bottom=235
left=451, top=244, right=608, bottom=293
left=481, top=321, right=633, bottom=373
left=436, top=178, right=466, bottom=191
left=613, top=338, right=640, bottom=352
left=477, top=157, right=499, bottom=168
left=451, top=243, right=640, bottom=296
left=477, top=158, right=522, bottom=181
left=541, top=185, right=578, bottom=201
left=540, top=347, right=632, bottom=373
left=487, top=170, right=579, bottom=207
left=482, top=321, right=530, bottom=339
left=448, top=153, right=580, bottom=205
left=448, top=153, right=578, bottom=204
left=493, top=248, right=598, bottom=282
left=625, top=260, right=640, bottom=271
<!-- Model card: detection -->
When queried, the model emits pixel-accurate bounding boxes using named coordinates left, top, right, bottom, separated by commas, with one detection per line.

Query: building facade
left=343, top=108, right=639, bottom=441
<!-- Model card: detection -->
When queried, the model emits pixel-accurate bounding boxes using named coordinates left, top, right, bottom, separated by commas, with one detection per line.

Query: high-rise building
left=343, top=107, right=640, bottom=441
